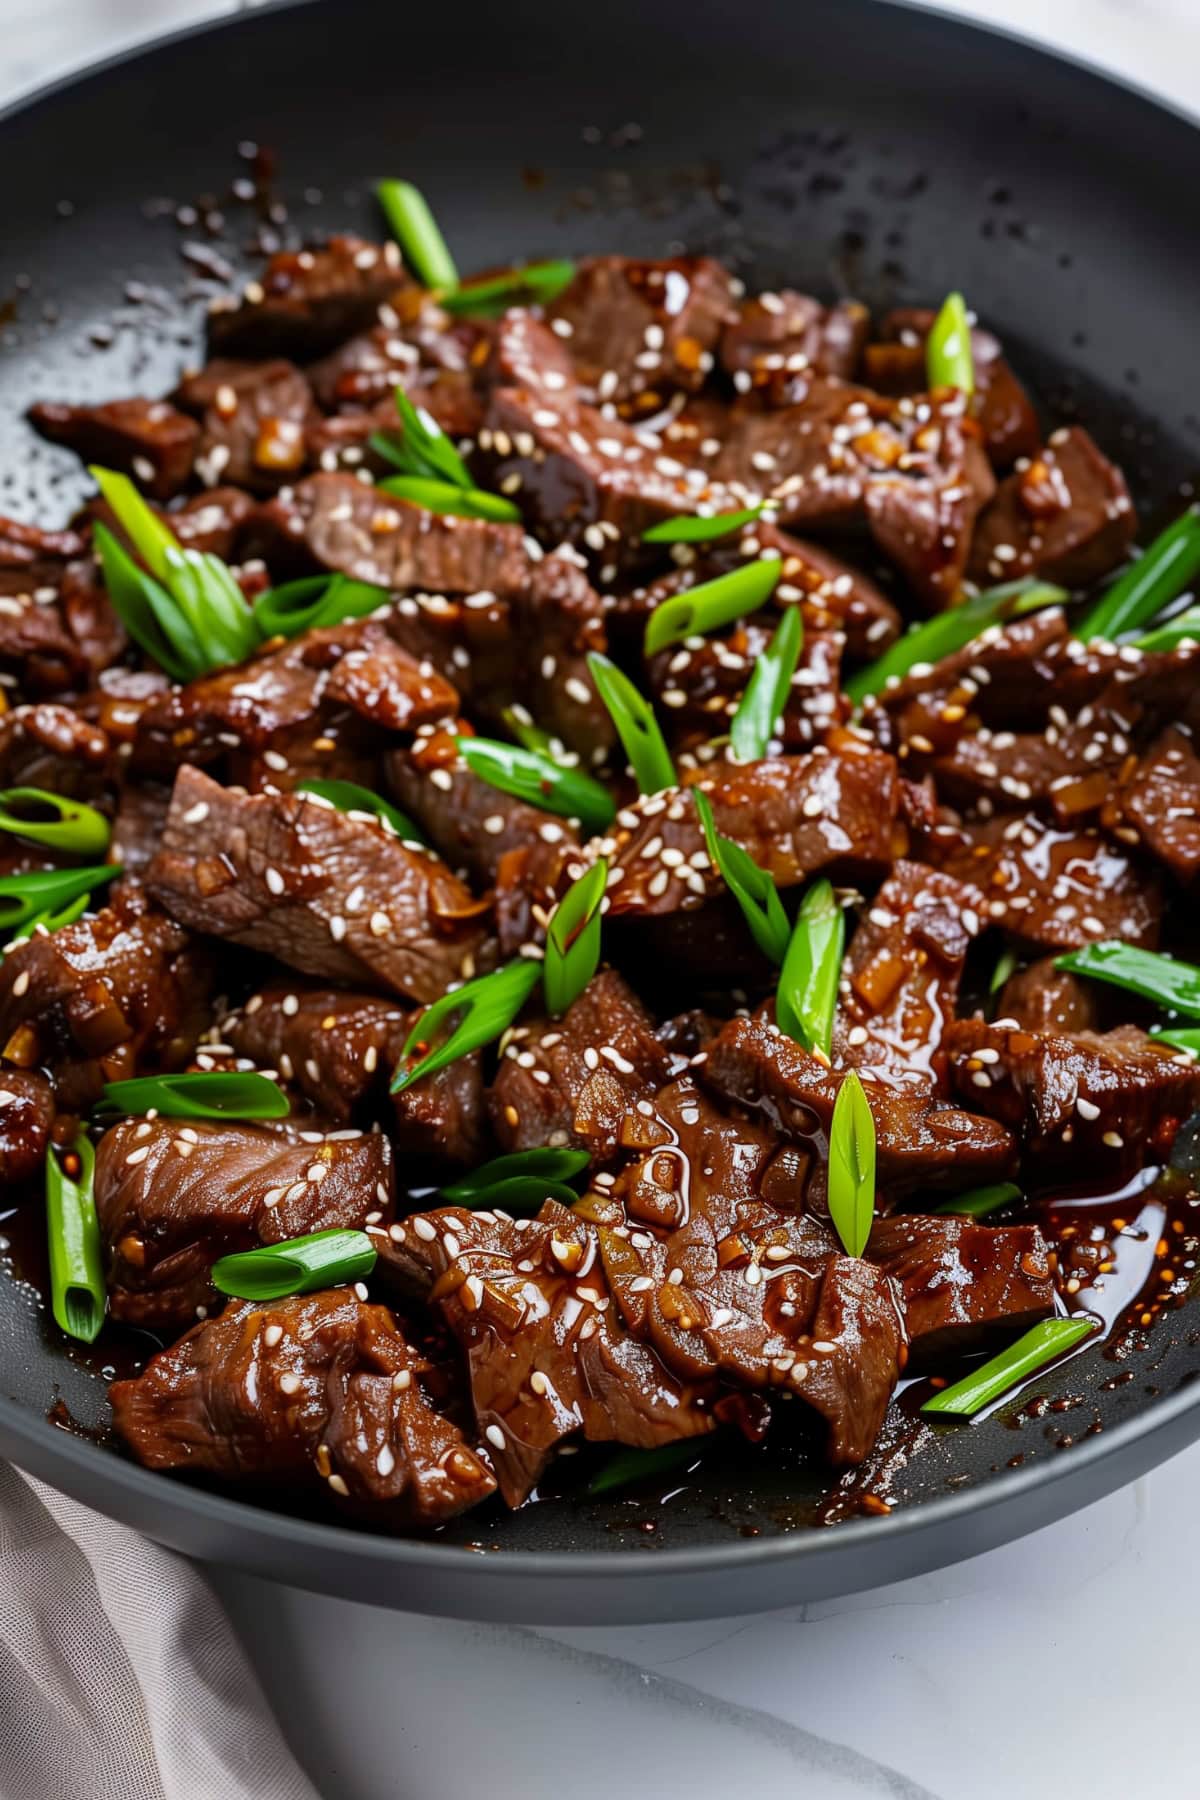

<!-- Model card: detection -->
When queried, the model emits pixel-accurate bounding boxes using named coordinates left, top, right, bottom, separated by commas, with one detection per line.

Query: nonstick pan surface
left=1, top=0, right=1198, bottom=1625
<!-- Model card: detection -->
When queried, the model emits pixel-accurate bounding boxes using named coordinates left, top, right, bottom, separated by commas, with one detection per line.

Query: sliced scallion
left=390, top=959, right=543, bottom=1094
left=252, top=572, right=388, bottom=640
left=0, top=864, right=120, bottom=936
left=98, top=1072, right=289, bottom=1121
left=826, top=1069, right=876, bottom=1259
left=642, top=505, right=764, bottom=546
left=922, top=1316, right=1098, bottom=1417
left=643, top=559, right=782, bottom=656
left=1055, top=941, right=1200, bottom=1018
left=375, top=179, right=459, bottom=292
left=1134, top=605, right=1200, bottom=652
left=295, top=778, right=423, bottom=843
left=692, top=787, right=789, bottom=964
left=442, top=1147, right=591, bottom=1203
left=926, top=292, right=975, bottom=396
left=456, top=735, right=615, bottom=835
left=45, top=1132, right=105, bottom=1343
left=776, top=878, right=845, bottom=1058
left=586, top=653, right=676, bottom=796
left=729, top=605, right=803, bottom=763
left=586, top=1439, right=705, bottom=1497
left=936, top=1181, right=1023, bottom=1220
left=212, top=1228, right=377, bottom=1302
left=0, top=788, right=110, bottom=857
left=845, top=578, right=1067, bottom=705
left=1075, top=507, right=1200, bottom=644
left=439, top=260, right=576, bottom=315
left=376, top=473, right=521, bottom=524
left=543, top=859, right=607, bottom=1017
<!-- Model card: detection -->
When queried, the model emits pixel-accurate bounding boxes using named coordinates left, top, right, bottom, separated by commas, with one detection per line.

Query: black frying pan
left=1, top=0, right=1198, bottom=1626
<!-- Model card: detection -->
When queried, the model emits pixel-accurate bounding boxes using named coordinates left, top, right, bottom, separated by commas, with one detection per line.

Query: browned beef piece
left=110, top=783, right=172, bottom=874
left=929, top=814, right=1162, bottom=951
left=0, top=1067, right=54, bottom=1184
left=720, top=291, right=870, bottom=388
left=494, top=836, right=580, bottom=958
left=484, top=309, right=577, bottom=402
left=997, top=956, right=1101, bottom=1034
left=488, top=967, right=670, bottom=1157
left=307, top=290, right=487, bottom=409
left=56, top=561, right=129, bottom=675
left=252, top=471, right=531, bottom=596
left=96, top=1115, right=394, bottom=1330
left=0, top=884, right=213, bottom=1112
left=1120, top=727, right=1200, bottom=883
left=836, top=862, right=986, bottom=1085
left=547, top=256, right=737, bottom=407
left=865, top=1214, right=1054, bottom=1363
left=863, top=307, right=1041, bottom=470
left=701, top=1013, right=1017, bottom=1199
left=646, top=618, right=846, bottom=755
left=968, top=427, right=1135, bottom=588
left=147, top=766, right=486, bottom=1005
left=391, top=1052, right=489, bottom=1169
left=28, top=398, right=199, bottom=499
left=177, top=359, right=318, bottom=492
left=605, top=749, right=901, bottom=922
left=224, top=982, right=408, bottom=1121
left=386, top=727, right=578, bottom=887
left=945, top=1017, right=1200, bottom=1182
left=207, top=237, right=407, bottom=360
left=378, top=1198, right=715, bottom=1505
left=0, top=514, right=86, bottom=590
left=0, top=592, right=94, bottom=697
left=110, top=1289, right=494, bottom=1524
left=514, top=552, right=615, bottom=760
left=170, top=487, right=259, bottom=558
left=305, top=372, right=483, bottom=475
left=0, top=701, right=111, bottom=796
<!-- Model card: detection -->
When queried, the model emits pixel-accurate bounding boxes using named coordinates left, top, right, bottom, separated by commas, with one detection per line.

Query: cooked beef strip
left=0, top=701, right=111, bottom=796
left=0, top=1066, right=55, bottom=1184
left=0, top=883, right=213, bottom=1112
left=645, top=619, right=847, bottom=755
left=207, top=237, right=408, bottom=360
left=96, top=1114, right=394, bottom=1330
left=377, top=1197, right=716, bottom=1506
left=997, top=956, right=1102, bottom=1035
left=0, top=514, right=87, bottom=588
left=945, top=1017, right=1200, bottom=1183
left=181, top=358, right=318, bottom=493
left=223, top=982, right=408, bottom=1121
left=0, top=591, right=96, bottom=697
left=28, top=398, right=200, bottom=499
left=865, top=1214, right=1054, bottom=1364
left=863, top=306, right=1041, bottom=469
left=110, top=1288, right=495, bottom=1524
left=147, top=766, right=487, bottom=1004
left=720, top=292, right=871, bottom=389
left=968, top=426, right=1135, bottom=588
left=1119, top=726, right=1200, bottom=883
left=547, top=256, right=738, bottom=408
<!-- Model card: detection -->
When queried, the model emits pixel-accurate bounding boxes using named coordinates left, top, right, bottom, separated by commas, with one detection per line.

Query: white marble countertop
left=3, top=4, right=1198, bottom=1796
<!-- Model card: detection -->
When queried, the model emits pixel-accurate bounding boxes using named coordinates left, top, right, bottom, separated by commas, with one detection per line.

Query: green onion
left=387, top=388, right=474, bottom=487
left=438, top=260, right=577, bottom=315
left=926, top=292, right=975, bottom=396
left=390, top=959, right=542, bottom=1094
left=544, top=859, right=607, bottom=1017
left=294, top=778, right=423, bottom=843
left=922, top=1316, right=1098, bottom=1417
left=844, top=578, right=1067, bottom=705
left=91, top=465, right=177, bottom=579
left=1134, top=605, right=1200, bottom=652
left=93, top=523, right=197, bottom=683
left=643, top=559, right=782, bottom=656
left=98, top=1072, right=289, bottom=1121
left=501, top=705, right=557, bottom=757
left=212, top=1227, right=377, bottom=1303
left=776, top=878, right=845, bottom=1058
left=456, top=736, right=615, bottom=836
left=586, top=1439, right=704, bottom=1497
left=375, top=179, right=459, bottom=292
left=9, top=891, right=90, bottom=949
left=936, top=1181, right=1023, bottom=1219
left=252, top=573, right=388, bottom=640
left=729, top=605, right=803, bottom=763
left=692, top=788, right=789, bottom=964
left=0, top=788, right=110, bottom=857
left=1055, top=941, right=1200, bottom=1018
left=586, top=653, right=676, bottom=796
left=1152, top=1027, right=1200, bottom=1057
left=642, top=505, right=764, bottom=546
left=45, top=1132, right=105, bottom=1343
left=442, top=1147, right=591, bottom=1203
left=989, top=945, right=1019, bottom=998
left=1075, top=507, right=1200, bottom=644
left=826, top=1069, right=876, bottom=1259
left=0, top=864, right=120, bottom=936
left=376, top=474, right=521, bottom=524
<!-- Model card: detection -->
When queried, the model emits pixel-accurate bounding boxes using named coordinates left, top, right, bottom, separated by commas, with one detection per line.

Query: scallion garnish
left=936, top=1181, right=1022, bottom=1220
left=380, top=389, right=474, bottom=488
left=1134, top=605, right=1200, bottom=652
left=442, top=1146, right=591, bottom=1206
left=543, top=858, right=607, bottom=1017
left=586, top=652, right=677, bottom=795
left=456, top=736, right=615, bottom=835
left=586, top=1439, right=704, bottom=1497
left=438, top=260, right=577, bottom=315
left=9, top=891, right=90, bottom=949
left=1152, top=1027, right=1200, bottom=1056
left=921, top=1315, right=1098, bottom=1417
left=295, top=778, right=423, bottom=843
left=0, top=864, right=120, bottom=936
left=0, top=788, right=110, bottom=857
left=252, top=572, right=388, bottom=640
left=1055, top=941, right=1200, bottom=1017
left=844, top=578, right=1067, bottom=705
left=212, top=1227, right=377, bottom=1303
left=989, top=945, right=1019, bottom=998
left=826, top=1069, right=876, bottom=1258
left=693, top=788, right=789, bottom=964
left=1075, top=507, right=1200, bottom=643
left=643, top=559, right=782, bottom=656
left=45, top=1132, right=105, bottom=1343
left=376, top=473, right=522, bottom=524
left=390, top=958, right=542, bottom=1094
left=642, top=504, right=765, bottom=546
left=925, top=292, right=975, bottom=395
left=98, top=1072, right=289, bottom=1121
left=375, top=179, right=459, bottom=292
left=729, top=605, right=803, bottom=763
left=501, top=705, right=557, bottom=757
left=776, top=878, right=845, bottom=1058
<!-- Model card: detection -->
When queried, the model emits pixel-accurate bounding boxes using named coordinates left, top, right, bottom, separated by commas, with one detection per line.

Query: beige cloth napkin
left=0, top=1462, right=318, bottom=1800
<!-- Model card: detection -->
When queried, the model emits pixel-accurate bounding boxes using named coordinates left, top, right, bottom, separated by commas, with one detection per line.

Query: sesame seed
left=265, top=867, right=285, bottom=896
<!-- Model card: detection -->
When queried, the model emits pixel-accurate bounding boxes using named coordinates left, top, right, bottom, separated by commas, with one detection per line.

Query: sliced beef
left=391, top=1051, right=489, bottom=1169
left=494, top=835, right=581, bottom=959
left=167, top=487, right=257, bottom=559
left=1120, top=726, right=1200, bottom=883
left=96, top=1115, right=394, bottom=1330
left=997, top=956, right=1101, bottom=1035
left=223, top=982, right=408, bottom=1121
left=865, top=1213, right=1054, bottom=1363
left=378, top=1197, right=715, bottom=1505
left=513, top=551, right=615, bottom=761
left=182, top=359, right=318, bottom=492
left=0, top=514, right=87, bottom=591
left=28, top=398, right=199, bottom=499
left=110, top=1289, right=494, bottom=1524
left=0, top=884, right=213, bottom=1111
left=488, top=967, right=670, bottom=1157
left=646, top=618, right=846, bottom=755
left=863, top=307, right=1041, bottom=469
left=110, top=782, right=172, bottom=874
left=146, top=765, right=486, bottom=1004
left=0, top=591, right=94, bottom=697
left=945, top=1017, right=1200, bottom=1182
left=968, top=426, right=1135, bottom=589
left=0, top=1067, right=55, bottom=1184
left=547, top=255, right=737, bottom=407
left=719, top=291, right=870, bottom=388
left=207, top=237, right=407, bottom=360
left=0, top=701, right=111, bottom=796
